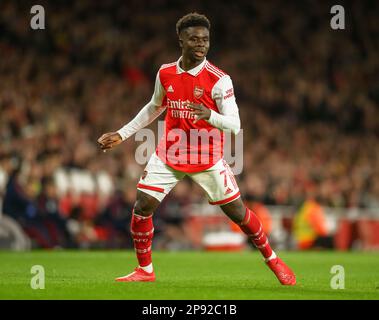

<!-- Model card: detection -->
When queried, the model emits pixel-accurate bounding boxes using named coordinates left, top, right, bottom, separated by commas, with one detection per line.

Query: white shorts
left=137, top=152, right=240, bottom=205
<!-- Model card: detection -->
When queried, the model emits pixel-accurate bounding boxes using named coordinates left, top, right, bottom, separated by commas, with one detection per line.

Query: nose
left=195, top=39, right=206, bottom=47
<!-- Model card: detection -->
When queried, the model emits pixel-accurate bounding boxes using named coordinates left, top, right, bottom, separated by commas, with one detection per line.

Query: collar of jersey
left=176, top=56, right=207, bottom=76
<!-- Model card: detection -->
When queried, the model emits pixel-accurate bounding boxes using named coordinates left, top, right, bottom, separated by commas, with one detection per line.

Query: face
left=179, top=26, right=210, bottom=62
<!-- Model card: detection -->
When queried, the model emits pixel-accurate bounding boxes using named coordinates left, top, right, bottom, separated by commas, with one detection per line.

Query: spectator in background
left=94, top=188, right=134, bottom=248
left=293, top=186, right=334, bottom=250
left=36, top=176, right=76, bottom=248
left=3, top=165, right=55, bottom=248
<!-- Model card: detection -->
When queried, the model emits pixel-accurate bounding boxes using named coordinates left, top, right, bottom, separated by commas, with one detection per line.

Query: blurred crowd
left=0, top=0, right=378, bottom=249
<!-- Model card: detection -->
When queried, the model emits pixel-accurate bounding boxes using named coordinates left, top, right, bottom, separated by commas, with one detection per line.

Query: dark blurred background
left=0, top=0, right=378, bottom=251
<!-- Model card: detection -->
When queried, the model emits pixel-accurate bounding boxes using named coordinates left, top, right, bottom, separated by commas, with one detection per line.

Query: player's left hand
left=189, top=103, right=211, bottom=124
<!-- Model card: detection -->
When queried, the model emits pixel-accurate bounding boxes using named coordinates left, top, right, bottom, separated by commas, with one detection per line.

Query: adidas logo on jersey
left=167, top=85, right=174, bottom=93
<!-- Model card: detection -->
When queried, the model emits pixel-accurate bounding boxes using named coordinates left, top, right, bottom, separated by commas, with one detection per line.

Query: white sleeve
left=206, top=75, right=241, bottom=135
left=117, top=72, right=166, bottom=141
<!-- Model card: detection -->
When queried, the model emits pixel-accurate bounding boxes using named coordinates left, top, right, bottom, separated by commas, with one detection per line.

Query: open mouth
left=194, top=50, right=205, bottom=58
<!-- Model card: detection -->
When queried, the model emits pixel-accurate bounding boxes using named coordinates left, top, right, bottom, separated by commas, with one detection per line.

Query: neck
left=180, top=55, right=204, bottom=71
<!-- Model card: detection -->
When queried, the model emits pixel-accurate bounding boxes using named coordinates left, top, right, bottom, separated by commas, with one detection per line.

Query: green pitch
left=0, top=250, right=378, bottom=300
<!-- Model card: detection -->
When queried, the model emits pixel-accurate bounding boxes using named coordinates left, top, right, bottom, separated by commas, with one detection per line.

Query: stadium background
left=0, top=0, right=378, bottom=254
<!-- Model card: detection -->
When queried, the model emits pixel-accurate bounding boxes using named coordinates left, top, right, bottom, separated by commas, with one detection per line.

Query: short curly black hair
left=176, top=12, right=211, bottom=35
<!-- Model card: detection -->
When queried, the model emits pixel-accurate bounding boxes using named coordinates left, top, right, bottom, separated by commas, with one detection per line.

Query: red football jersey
left=152, top=57, right=237, bottom=173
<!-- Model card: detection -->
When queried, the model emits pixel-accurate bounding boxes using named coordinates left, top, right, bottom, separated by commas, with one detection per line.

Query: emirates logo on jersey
left=193, top=86, right=204, bottom=99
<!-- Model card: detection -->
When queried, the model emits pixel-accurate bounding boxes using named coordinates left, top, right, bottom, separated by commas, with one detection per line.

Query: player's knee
left=133, top=192, right=159, bottom=216
left=221, top=199, right=246, bottom=223
left=134, top=200, right=154, bottom=216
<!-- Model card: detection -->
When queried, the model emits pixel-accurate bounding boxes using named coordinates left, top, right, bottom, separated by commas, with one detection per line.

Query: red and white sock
left=238, top=208, right=276, bottom=261
left=131, top=210, right=154, bottom=273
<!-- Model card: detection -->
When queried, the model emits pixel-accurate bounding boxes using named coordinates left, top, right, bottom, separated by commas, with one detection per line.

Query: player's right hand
left=97, top=132, right=123, bottom=152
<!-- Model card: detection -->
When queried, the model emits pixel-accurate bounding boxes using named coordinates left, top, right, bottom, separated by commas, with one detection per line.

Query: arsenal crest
left=193, top=86, right=204, bottom=99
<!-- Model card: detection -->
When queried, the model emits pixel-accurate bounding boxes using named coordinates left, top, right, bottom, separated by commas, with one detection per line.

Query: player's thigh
left=136, top=152, right=184, bottom=204
left=190, top=159, right=241, bottom=206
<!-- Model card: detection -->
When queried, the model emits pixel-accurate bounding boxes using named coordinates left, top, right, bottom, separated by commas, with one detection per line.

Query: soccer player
left=97, top=13, right=296, bottom=285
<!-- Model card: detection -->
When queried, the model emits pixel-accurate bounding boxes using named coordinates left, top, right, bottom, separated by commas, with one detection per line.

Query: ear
left=178, top=38, right=183, bottom=48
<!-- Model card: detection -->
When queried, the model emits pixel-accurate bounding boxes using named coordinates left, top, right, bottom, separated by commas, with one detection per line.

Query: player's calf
left=131, top=210, right=154, bottom=268
left=238, top=208, right=296, bottom=285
